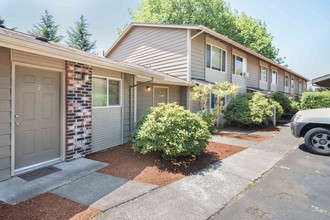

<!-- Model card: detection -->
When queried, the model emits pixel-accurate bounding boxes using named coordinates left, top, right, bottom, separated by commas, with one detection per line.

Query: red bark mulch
left=87, top=142, right=245, bottom=186
left=214, top=132, right=270, bottom=143
left=0, top=193, right=101, bottom=220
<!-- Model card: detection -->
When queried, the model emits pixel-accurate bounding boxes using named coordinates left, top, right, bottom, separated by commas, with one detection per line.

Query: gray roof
left=312, top=74, right=330, bottom=87
left=0, top=27, right=192, bottom=86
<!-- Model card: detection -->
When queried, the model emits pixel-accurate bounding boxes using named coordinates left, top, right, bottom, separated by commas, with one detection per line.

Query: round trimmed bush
left=224, top=92, right=273, bottom=127
left=130, top=103, right=211, bottom=158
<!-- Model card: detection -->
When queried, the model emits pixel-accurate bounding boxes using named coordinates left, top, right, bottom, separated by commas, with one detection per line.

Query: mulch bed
left=214, top=132, right=270, bottom=143
left=0, top=193, right=101, bottom=220
left=87, top=142, right=245, bottom=186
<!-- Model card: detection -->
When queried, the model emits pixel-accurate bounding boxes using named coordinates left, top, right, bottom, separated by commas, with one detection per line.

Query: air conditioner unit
left=243, top=72, right=249, bottom=78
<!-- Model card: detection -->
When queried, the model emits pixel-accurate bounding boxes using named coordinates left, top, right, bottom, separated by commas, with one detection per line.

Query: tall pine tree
left=0, top=17, right=4, bottom=25
left=66, top=15, right=96, bottom=53
left=28, top=10, right=63, bottom=42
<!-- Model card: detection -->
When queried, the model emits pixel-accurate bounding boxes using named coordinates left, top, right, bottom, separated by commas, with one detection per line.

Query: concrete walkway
left=0, top=158, right=107, bottom=204
left=211, top=135, right=257, bottom=148
left=96, top=124, right=303, bottom=220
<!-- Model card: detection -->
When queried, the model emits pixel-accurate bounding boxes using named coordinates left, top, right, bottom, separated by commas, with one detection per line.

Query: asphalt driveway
left=212, top=144, right=330, bottom=220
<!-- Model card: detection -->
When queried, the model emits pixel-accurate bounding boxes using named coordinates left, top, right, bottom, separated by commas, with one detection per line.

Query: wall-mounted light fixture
left=146, top=86, right=151, bottom=92
left=82, top=73, right=90, bottom=82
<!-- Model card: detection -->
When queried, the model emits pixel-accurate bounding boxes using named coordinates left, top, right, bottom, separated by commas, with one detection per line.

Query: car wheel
left=304, top=127, right=330, bottom=156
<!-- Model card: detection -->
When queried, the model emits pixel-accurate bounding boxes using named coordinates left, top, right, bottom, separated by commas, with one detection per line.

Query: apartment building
left=105, top=23, right=309, bottom=111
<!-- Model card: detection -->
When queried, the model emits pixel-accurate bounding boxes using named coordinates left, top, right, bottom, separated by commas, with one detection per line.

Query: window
left=271, top=70, right=277, bottom=84
left=233, top=55, right=244, bottom=76
left=260, top=66, right=268, bottom=82
left=209, top=93, right=225, bottom=109
left=206, top=44, right=226, bottom=72
left=291, top=78, right=294, bottom=89
left=92, top=77, right=121, bottom=107
left=285, top=75, right=289, bottom=87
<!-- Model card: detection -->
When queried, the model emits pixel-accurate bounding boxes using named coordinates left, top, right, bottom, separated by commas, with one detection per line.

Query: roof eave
left=0, top=33, right=164, bottom=80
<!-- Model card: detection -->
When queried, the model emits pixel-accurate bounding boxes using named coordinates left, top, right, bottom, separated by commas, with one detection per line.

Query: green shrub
left=130, top=103, right=211, bottom=158
left=271, top=92, right=297, bottom=115
left=269, top=99, right=284, bottom=120
left=290, top=99, right=300, bottom=112
left=196, top=110, right=217, bottom=133
left=224, top=92, right=273, bottom=127
left=300, top=91, right=330, bottom=110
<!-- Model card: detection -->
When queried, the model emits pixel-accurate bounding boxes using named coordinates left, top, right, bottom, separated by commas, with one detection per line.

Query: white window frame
left=232, top=54, right=247, bottom=77
left=92, top=75, right=122, bottom=108
left=285, top=75, right=289, bottom=87
left=260, top=65, right=268, bottom=82
left=153, top=86, right=169, bottom=106
left=206, top=43, right=227, bottom=72
left=291, top=77, right=295, bottom=89
left=271, top=70, right=278, bottom=85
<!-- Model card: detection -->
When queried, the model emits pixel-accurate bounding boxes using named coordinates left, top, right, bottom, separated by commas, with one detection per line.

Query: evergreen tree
left=28, top=10, right=63, bottom=42
left=66, top=15, right=96, bottom=53
left=0, top=17, right=4, bottom=25
left=0, top=16, right=17, bottom=30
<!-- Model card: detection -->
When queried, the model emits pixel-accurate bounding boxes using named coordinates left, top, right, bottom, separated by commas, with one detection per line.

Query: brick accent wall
left=65, top=61, right=92, bottom=160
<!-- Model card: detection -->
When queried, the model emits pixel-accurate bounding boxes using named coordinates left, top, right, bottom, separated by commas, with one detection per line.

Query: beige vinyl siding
left=277, top=69, right=285, bottom=92
left=293, top=75, right=299, bottom=94
left=136, top=83, right=153, bottom=120
left=180, top=86, right=188, bottom=109
left=246, top=55, right=259, bottom=88
left=226, top=47, right=233, bottom=83
left=136, top=83, right=182, bottom=120
left=191, top=31, right=205, bottom=80
left=123, top=74, right=134, bottom=143
left=108, top=27, right=188, bottom=80
left=92, top=107, right=122, bottom=152
left=91, top=67, right=123, bottom=152
left=12, top=50, right=64, bottom=70
left=0, top=47, right=11, bottom=181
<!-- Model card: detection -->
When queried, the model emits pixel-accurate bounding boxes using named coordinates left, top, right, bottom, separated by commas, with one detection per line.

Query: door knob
left=15, top=114, right=19, bottom=118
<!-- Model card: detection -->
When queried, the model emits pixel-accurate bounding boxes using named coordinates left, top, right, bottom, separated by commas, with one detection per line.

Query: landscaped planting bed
left=87, top=142, right=245, bottom=186
left=0, top=193, right=101, bottom=220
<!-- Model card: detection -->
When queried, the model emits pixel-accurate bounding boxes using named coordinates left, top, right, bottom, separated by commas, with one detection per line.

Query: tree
left=0, top=16, right=17, bottom=30
left=129, top=0, right=284, bottom=63
left=0, top=17, right=4, bottom=25
left=191, top=84, right=213, bottom=111
left=66, top=15, right=96, bottom=53
left=28, top=10, right=63, bottom=42
left=212, top=82, right=239, bottom=127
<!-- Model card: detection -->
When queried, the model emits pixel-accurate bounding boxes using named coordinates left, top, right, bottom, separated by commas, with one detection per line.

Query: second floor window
left=206, top=44, right=226, bottom=72
left=291, top=78, right=294, bottom=89
left=260, top=66, right=268, bottom=82
left=233, top=55, right=244, bottom=76
left=285, top=75, right=289, bottom=87
left=272, top=70, right=277, bottom=84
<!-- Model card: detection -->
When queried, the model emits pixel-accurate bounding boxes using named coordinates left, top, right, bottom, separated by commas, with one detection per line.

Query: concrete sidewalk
left=96, top=124, right=303, bottom=220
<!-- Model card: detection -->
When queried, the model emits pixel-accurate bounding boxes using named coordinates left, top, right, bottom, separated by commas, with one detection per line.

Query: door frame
left=153, top=86, right=169, bottom=106
left=11, top=62, right=66, bottom=176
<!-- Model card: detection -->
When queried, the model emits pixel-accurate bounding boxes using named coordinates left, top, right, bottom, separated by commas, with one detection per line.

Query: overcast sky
left=1, top=0, right=329, bottom=80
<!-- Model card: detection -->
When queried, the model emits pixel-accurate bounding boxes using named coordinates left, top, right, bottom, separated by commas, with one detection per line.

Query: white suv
left=291, top=108, right=330, bottom=156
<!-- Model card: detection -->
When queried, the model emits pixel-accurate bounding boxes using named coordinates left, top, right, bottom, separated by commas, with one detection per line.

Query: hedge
left=300, top=91, right=330, bottom=110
